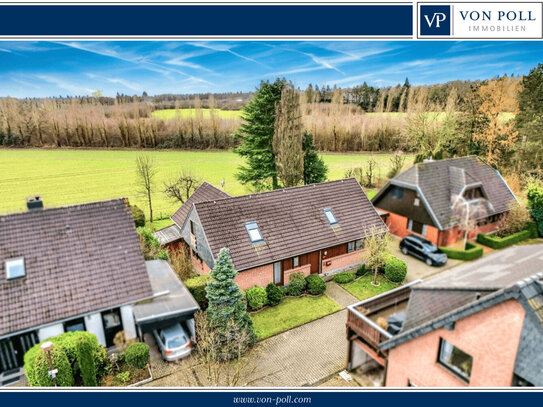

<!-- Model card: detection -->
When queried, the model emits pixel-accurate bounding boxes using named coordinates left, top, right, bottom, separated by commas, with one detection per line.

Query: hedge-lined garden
left=333, top=254, right=406, bottom=301
left=247, top=272, right=341, bottom=339
left=477, top=222, right=538, bottom=250
left=24, top=331, right=150, bottom=387
left=439, top=242, right=484, bottom=260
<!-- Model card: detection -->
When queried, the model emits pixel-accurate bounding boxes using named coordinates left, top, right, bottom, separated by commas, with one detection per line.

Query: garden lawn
left=251, top=295, right=341, bottom=340
left=341, top=274, right=399, bottom=301
left=0, top=149, right=409, bottom=219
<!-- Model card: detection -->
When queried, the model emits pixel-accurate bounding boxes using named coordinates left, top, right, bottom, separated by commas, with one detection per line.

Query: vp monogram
left=424, top=12, right=448, bottom=28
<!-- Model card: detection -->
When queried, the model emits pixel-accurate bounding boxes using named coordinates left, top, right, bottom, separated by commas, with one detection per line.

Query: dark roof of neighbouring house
left=372, top=156, right=517, bottom=230
left=0, top=199, right=153, bottom=337
left=170, top=182, right=230, bottom=229
left=380, top=244, right=543, bottom=352
left=192, top=178, right=387, bottom=271
left=154, top=224, right=183, bottom=245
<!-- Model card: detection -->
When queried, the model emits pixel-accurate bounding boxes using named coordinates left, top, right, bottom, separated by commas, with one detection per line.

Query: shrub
left=384, top=256, right=408, bottom=283
left=333, top=272, right=355, bottom=284
left=266, top=283, right=284, bottom=306
left=125, top=342, right=150, bottom=370
left=34, top=344, right=74, bottom=387
left=288, top=271, right=307, bottom=285
left=246, top=286, right=268, bottom=310
left=169, top=246, right=196, bottom=281
left=76, top=335, right=97, bottom=386
left=526, top=221, right=539, bottom=239
left=113, top=330, right=136, bottom=353
left=356, top=264, right=366, bottom=277
left=497, top=203, right=531, bottom=237
left=185, top=274, right=213, bottom=309
left=285, top=278, right=306, bottom=296
left=24, top=331, right=104, bottom=386
left=130, top=205, right=145, bottom=228
left=527, top=182, right=543, bottom=237
left=477, top=229, right=531, bottom=249
left=305, top=274, right=326, bottom=295
left=137, top=226, right=168, bottom=260
left=439, top=242, right=484, bottom=261
left=115, top=371, right=131, bottom=385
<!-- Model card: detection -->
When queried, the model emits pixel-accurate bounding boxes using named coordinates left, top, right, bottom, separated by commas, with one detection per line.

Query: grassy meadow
left=0, top=149, right=410, bottom=222
left=151, top=108, right=242, bottom=120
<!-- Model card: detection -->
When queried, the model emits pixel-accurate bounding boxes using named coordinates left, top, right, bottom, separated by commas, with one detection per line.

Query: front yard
left=340, top=274, right=399, bottom=301
left=251, top=295, right=341, bottom=340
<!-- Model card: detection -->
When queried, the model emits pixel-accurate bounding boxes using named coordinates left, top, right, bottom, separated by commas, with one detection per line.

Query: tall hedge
left=185, top=274, right=213, bottom=308
left=76, top=335, right=97, bottom=386
left=527, top=183, right=543, bottom=237
left=34, top=345, right=74, bottom=387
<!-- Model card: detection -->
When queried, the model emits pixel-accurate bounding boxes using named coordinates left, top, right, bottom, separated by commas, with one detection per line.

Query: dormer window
left=245, top=221, right=264, bottom=243
left=324, top=209, right=338, bottom=225
left=6, top=257, right=25, bottom=280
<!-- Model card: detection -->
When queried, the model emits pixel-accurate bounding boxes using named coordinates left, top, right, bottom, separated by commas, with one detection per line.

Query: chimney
left=26, top=195, right=43, bottom=211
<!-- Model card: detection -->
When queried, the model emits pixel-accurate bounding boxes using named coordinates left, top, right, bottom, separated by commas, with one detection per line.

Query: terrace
left=345, top=280, right=421, bottom=370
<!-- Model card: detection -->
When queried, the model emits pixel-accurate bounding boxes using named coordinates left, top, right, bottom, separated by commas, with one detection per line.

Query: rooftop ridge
left=0, top=197, right=128, bottom=219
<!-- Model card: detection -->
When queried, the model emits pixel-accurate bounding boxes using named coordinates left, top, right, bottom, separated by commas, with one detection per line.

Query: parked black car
left=399, top=234, right=447, bottom=266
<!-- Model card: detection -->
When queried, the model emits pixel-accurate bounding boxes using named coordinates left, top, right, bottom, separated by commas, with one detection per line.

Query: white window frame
left=5, top=257, right=25, bottom=280
left=407, top=219, right=413, bottom=231
left=293, top=256, right=299, bottom=268
left=422, top=224, right=427, bottom=235
left=324, top=208, right=338, bottom=225
left=245, top=221, right=264, bottom=243
left=347, top=241, right=355, bottom=253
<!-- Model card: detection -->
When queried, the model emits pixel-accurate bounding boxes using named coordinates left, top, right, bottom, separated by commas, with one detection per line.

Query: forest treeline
left=0, top=73, right=533, bottom=171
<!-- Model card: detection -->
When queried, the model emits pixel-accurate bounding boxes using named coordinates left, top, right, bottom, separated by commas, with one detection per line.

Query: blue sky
left=0, top=41, right=541, bottom=97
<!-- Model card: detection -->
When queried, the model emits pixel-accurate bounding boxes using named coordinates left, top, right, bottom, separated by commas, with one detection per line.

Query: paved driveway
left=388, top=236, right=461, bottom=282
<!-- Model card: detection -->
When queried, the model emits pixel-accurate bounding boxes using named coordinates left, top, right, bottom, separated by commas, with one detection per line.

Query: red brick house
left=372, top=156, right=517, bottom=246
left=346, top=244, right=543, bottom=387
left=156, top=179, right=387, bottom=290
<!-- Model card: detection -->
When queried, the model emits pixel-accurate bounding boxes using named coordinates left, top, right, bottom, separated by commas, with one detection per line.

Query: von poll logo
left=420, top=5, right=451, bottom=36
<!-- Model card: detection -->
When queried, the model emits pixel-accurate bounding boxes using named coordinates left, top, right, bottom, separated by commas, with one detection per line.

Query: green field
left=151, top=108, right=242, bottom=120
left=0, top=149, right=409, bottom=221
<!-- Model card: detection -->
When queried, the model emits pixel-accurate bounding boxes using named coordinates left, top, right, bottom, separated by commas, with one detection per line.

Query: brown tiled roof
left=194, top=178, right=387, bottom=271
left=0, top=199, right=153, bottom=336
left=170, top=182, right=230, bottom=228
left=374, top=156, right=517, bottom=229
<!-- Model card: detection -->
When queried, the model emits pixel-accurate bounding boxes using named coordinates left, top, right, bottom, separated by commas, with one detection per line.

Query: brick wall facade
left=385, top=300, right=525, bottom=387
left=321, top=249, right=364, bottom=274
left=234, top=263, right=274, bottom=290
left=284, top=264, right=311, bottom=283
left=384, top=211, right=502, bottom=247
left=191, top=251, right=212, bottom=275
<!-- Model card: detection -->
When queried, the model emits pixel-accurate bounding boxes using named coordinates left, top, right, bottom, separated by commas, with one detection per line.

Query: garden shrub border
left=439, top=242, right=484, bottom=261
left=477, top=229, right=532, bottom=249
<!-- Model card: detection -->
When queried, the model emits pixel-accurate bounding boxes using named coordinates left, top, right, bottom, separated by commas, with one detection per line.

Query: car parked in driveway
left=399, top=234, right=447, bottom=266
left=153, top=322, right=192, bottom=362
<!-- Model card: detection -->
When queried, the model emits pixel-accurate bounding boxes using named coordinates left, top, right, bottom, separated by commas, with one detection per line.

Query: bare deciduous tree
left=362, top=229, right=391, bottom=286
left=163, top=169, right=203, bottom=203
left=135, top=154, right=157, bottom=223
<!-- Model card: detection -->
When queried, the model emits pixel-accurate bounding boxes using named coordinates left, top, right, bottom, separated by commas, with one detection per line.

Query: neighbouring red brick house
left=155, top=179, right=387, bottom=290
left=372, top=156, right=517, bottom=246
left=346, top=244, right=543, bottom=387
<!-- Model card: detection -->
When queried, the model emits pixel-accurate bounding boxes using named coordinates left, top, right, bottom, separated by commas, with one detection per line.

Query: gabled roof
left=0, top=199, right=153, bottom=337
left=170, top=182, right=230, bottom=229
left=193, top=178, right=387, bottom=271
left=380, top=244, right=543, bottom=351
left=154, top=224, right=182, bottom=245
left=373, top=156, right=517, bottom=230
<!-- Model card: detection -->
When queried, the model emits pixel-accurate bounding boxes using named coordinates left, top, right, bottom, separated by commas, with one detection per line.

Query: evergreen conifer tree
left=205, top=248, right=255, bottom=359
left=302, top=132, right=328, bottom=184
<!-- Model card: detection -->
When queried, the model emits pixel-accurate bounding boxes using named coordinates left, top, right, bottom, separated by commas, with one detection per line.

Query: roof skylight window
left=6, top=257, right=25, bottom=280
left=245, top=221, right=264, bottom=243
left=324, top=209, right=338, bottom=225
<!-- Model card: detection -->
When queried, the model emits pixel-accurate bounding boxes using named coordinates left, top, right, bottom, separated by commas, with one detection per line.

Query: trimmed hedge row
left=477, top=229, right=531, bottom=249
left=439, top=242, right=484, bottom=261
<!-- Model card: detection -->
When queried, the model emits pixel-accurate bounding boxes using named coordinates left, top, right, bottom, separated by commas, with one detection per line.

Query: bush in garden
left=384, top=256, right=408, bottom=283
left=285, top=272, right=307, bottom=296
left=125, top=342, right=150, bottom=370
left=24, top=331, right=105, bottom=386
left=527, top=182, right=543, bottom=236
left=356, top=264, right=366, bottom=277
left=266, top=282, right=284, bottom=306
left=289, top=271, right=307, bottom=285
left=76, top=335, right=97, bottom=386
left=130, top=205, right=146, bottom=228
left=333, top=272, right=355, bottom=284
left=34, top=344, right=74, bottom=387
left=137, top=226, right=169, bottom=260
left=246, top=286, right=268, bottom=310
left=185, top=274, right=213, bottom=309
left=305, top=274, right=326, bottom=295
